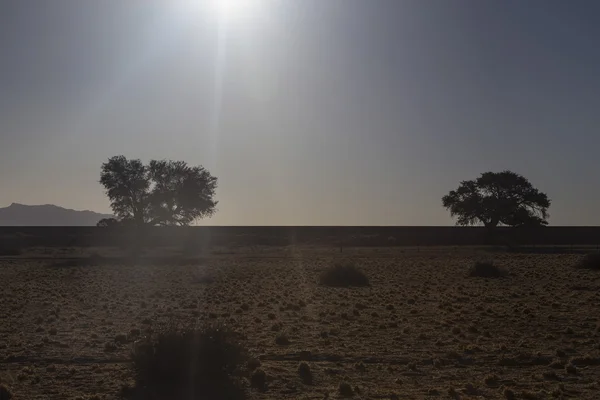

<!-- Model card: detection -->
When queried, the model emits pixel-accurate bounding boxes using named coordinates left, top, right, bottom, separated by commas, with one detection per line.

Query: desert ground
left=2, top=246, right=600, bottom=399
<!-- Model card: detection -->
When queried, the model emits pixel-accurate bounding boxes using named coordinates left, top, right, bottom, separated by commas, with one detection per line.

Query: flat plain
left=2, top=246, right=600, bottom=399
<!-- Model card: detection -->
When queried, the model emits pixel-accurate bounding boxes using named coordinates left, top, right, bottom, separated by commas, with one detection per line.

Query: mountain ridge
left=0, top=203, right=113, bottom=226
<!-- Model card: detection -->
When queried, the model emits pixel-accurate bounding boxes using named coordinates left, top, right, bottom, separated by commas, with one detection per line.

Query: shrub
left=468, top=261, right=506, bottom=278
left=0, top=384, right=12, bottom=400
left=577, top=253, right=600, bottom=270
left=275, top=332, right=291, bottom=345
left=250, top=369, right=267, bottom=391
left=338, top=382, right=354, bottom=397
left=128, top=323, right=247, bottom=400
left=319, top=262, right=370, bottom=287
left=298, top=362, right=313, bottom=384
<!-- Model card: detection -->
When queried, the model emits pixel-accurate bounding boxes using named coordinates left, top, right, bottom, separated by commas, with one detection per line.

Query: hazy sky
left=2, top=0, right=600, bottom=225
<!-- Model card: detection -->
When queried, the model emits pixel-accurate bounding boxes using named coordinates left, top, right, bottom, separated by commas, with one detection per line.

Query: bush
left=128, top=323, right=248, bottom=400
left=319, top=262, right=370, bottom=287
left=338, top=382, right=354, bottom=397
left=0, top=384, right=13, bottom=400
left=578, top=253, right=600, bottom=270
left=298, top=362, right=313, bottom=384
left=250, top=369, right=267, bottom=391
left=468, top=261, right=506, bottom=278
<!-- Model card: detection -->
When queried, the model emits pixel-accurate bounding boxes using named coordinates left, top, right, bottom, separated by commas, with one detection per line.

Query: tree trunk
left=483, top=220, right=499, bottom=245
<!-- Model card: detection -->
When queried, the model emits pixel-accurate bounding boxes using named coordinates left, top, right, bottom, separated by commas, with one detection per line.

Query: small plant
left=468, top=261, right=506, bottom=278
left=484, top=374, right=499, bottom=387
left=250, top=369, right=267, bottom=391
left=298, top=362, right=313, bottom=384
left=319, top=262, right=370, bottom=287
left=503, top=388, right=516, bottom=400
left=275, top=332, right=291, bottom=345
left=128, top=323, right=247, bottom=399
left=577, top=253, right=600, bottom=270
left=338, top=381, right=354, bottom=397
left=0, top=384, right=13, bottom=400
left=247, top=358, right=261, bottom=371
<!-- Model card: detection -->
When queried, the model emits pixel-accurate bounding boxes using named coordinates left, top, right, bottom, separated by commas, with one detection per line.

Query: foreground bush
left=578, top=253, right=600, bottom=270
left=128, top=324, right=248, bottom=400
left=468, top=261, right=506, bottom=278
left=0, top=384, right=13, bottom=400
left=319, top=262, right=370, bottom=287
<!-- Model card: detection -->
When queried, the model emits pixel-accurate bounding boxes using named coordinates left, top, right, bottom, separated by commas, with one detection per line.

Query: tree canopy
left=100, top=156, right=217, bottom=227
left=442, top=171, right=550, bottom=229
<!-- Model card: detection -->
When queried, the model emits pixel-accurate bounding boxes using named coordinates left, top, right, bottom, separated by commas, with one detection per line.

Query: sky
left=1, top=0, right=600, bottom=226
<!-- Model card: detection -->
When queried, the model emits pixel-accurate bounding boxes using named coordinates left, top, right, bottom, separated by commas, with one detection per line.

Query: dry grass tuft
left=319, top=262, right=370, bottom=287
left=338, top=381, right=354, bottom=397
left=298, top=362, right=313, bottom=384
left=250, top=369, right=267, bottom=392
left=468, top=261, right=506, bottom=278
left=0, top=384, right=13, bottom=400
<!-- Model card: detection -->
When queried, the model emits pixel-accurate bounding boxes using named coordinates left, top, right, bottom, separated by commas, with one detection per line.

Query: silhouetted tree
left=442, top=171, right=550, bottom=231
left=100, top=156, right=217, bottom=227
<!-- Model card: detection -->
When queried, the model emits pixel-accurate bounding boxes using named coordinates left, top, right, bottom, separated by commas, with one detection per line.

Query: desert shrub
left=468, top=261, right=506, bottom=278
left=128, top=323, right=248, bottom=400
left=338, top=382, right=354, bottom=397
left=250, top=369, right=267, bottom=391
left=0, top=384, right=12, bottom=400
left=298, top=362, right=313, bottom=384
left=275, top=332, right=291, bottom=345
left=577, top=253, right=600, bottom=270
left=319, top=262, right=370, bottom=287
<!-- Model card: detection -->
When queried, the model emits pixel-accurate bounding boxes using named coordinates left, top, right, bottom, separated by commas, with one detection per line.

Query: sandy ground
left=2, top=247, right=600, bottom=399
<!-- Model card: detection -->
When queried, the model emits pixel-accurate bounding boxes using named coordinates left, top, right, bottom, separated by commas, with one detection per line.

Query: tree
left=442, top=171, right=550, bottom=231
left=100, top=156, right=217, bottom=227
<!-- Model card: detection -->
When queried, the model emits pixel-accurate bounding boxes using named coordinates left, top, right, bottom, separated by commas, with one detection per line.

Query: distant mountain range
left=0, top=203, right=113, bottom=226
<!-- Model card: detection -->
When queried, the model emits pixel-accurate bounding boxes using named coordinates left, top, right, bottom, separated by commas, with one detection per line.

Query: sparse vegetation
left=4, top=248, right=600, bottom=399
left=468, top=261, right=506, bottom=278
left=128, top=324, right=247, bottom=399
left=319, top=262, right=370, bottom=287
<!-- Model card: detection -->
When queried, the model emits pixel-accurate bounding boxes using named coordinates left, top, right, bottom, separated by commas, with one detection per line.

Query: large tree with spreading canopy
left=100, top=156, right=217, bottom=227
left=442, top=171, right=550, bottom=231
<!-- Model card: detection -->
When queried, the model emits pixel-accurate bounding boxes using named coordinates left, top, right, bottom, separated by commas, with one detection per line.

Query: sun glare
left=211, top=0, right=261, bottom=22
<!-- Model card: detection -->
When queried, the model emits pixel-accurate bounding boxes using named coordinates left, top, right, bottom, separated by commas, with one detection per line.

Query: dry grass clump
left=468, top=261, right=506, bottom=278
left=128, top=323, right=248, bottom=400
left=250, top=369, right=267, bottom=391
left=319, top=262, right=370, bottom=287
left=0, top=383, right=13, bottom=400
left=298, top=362, right=313, bottom=384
